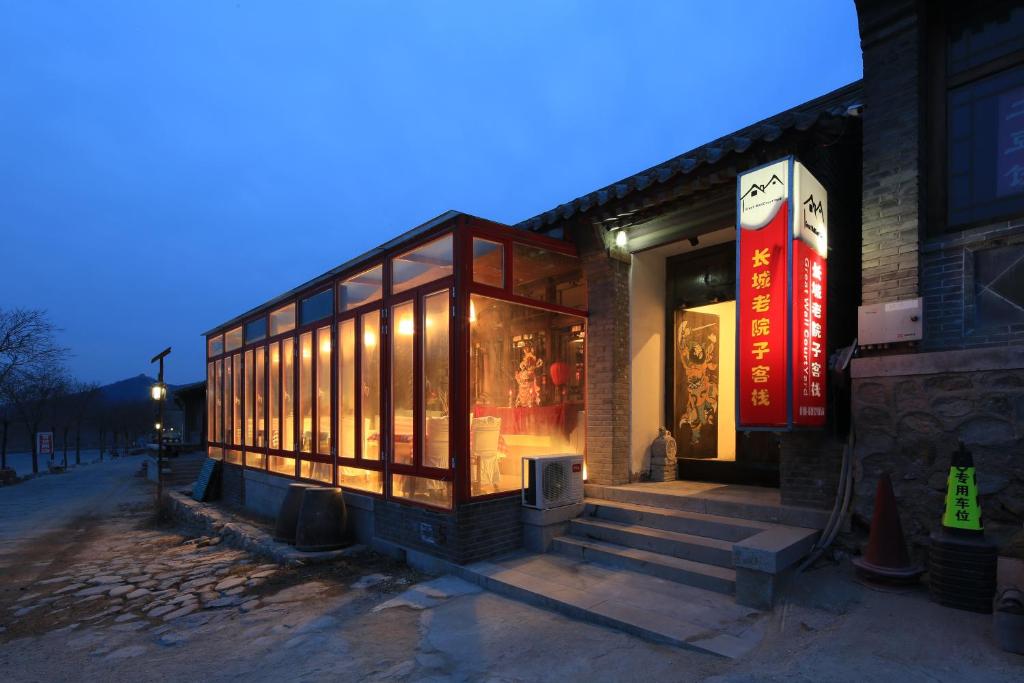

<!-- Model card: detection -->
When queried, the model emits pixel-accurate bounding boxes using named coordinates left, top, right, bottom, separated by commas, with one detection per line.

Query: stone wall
left=851, top=352, right=1024, bottom=556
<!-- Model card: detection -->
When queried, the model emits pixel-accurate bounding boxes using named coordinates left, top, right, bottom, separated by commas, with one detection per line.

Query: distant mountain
left=99, top=374, right=178, bottom=404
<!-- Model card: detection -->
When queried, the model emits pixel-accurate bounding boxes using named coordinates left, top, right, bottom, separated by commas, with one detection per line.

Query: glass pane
left=246, top=452, right=266, bottom=469
left=299, top=332, right=313, bottom=453
left=208, top=335, right=223, bottom=357
left=947, top=66, right=1024, bottom=228
left=392, top=301, right=415, bottom=465
left=317, top=326, right=332, bottom=455
left=362, top=310, right=381, bottom=461
left=423, top=290, right=450, bottom=470
left=269, top=342, right=281, bottom=450
left=512, top=244, right=586, bottom=309
left=232, top=354, right=242, bottom=445
left=225, top=327, right=243, bottom=352
left=207, top=362, right=215, bottom=442
left=301, top=289, right=333, bottom=325
left=300, top=460, right=332, bottom=483
left=472, top=238, right=504, bottom=288
left=338, top=466, right=383, bottom=494
left=224, top=356, right=233, bottom=444
left=339, top=265, right=383, bottom=311
left=338, top=319, right=356, bottom=459
left=244, top=349, right=254, bottom=447
left=270, top=304, right=296, bottom=336
left=245, top=318, right=267, bottom=344
left=392, top=234, right=453, bottom=294
left=283, top=337, right=295, bottom=451
left=469, top=295, right=588, bottom=496
left=215, top=359, right=223, bottom=442
left=268, top=455, right=295, bottom=476
left=255, top=346, right=265, bottom=448
left=392, top=474, right=452, bottom=509
left=207, top=446, right=223, bottom=461
left=225, top=449, right=242, bottom=465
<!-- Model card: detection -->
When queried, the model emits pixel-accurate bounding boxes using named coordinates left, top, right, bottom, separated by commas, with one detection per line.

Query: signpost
left=37, top=431, right=55, bottom=469
left=737, top=157, right=828, bottom=430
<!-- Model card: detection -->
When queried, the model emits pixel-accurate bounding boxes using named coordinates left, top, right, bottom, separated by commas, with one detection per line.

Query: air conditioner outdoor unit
left=521, top=454, right=585, bottom=510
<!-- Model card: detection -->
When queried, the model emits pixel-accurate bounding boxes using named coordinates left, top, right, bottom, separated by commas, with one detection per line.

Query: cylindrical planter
left=295, top=487, right=349, bottom=552
left=273, top=483, right=315, bottom=544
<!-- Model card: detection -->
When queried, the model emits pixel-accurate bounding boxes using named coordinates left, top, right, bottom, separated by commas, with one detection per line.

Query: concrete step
left=454, top=553, right=761, bottom=658
left=585, top=498, right=770, bottom=542
left=553, top=535, right=736, bottom=595
left=585, top=483, right=831, bottom=529
left=568, top=517, right=735, bottom=568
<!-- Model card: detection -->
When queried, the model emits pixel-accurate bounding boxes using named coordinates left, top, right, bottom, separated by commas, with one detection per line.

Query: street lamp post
left=151, top=347, right=171, bottom=508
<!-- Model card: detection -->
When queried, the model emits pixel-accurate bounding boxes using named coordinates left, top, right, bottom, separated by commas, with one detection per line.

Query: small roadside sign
left=37, top=432, right=54, bottom=465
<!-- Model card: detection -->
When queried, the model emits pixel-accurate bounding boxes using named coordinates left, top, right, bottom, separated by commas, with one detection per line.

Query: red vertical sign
left=791, top=240, right=827, bottom=425
left=738, top=159, right=828, bottom=430
left=738, top=160, right=790, bottom=427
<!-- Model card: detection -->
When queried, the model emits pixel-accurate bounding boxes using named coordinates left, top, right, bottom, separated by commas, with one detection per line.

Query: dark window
left=300, top=289, right=333, bottom=325
left=931, top=1, right=1024, bottom=232
left=244, top=317, right=267, bottom=343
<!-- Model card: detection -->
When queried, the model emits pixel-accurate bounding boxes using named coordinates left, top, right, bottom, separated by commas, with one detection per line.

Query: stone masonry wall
left=851, top=366, right=1024, bottom=557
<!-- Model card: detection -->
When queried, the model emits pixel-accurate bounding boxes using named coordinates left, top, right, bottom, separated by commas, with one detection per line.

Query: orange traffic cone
left=852, top=473, right=923, bottom=582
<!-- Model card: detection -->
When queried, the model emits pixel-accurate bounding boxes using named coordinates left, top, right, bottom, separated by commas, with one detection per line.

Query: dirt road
left=1, top=458, right=1019, bottom=682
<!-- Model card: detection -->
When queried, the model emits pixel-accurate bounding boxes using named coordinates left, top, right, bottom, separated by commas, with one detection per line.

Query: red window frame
left=203, top=215, right=587, bottom=511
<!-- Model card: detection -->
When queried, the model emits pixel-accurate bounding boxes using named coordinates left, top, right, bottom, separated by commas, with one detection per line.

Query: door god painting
left=674, top=309, right=720, bottom=458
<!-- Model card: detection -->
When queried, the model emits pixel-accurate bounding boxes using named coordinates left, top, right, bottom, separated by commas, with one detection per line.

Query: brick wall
left=857, top=0, right=921, bottom=307
left=573, top=222, right=632, bottom=486
left=221, top=462, right=244, bottom=506
left=921, top=221, right=1024, bottom=351
left=454, top=495, right=522, bottom=563
left=374, top=494, right=522, bottom=564
left=779, top=432, right=845, bottom=510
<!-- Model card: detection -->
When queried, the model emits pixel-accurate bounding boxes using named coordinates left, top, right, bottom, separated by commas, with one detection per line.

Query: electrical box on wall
left=857, top=297, right=923, bottom=345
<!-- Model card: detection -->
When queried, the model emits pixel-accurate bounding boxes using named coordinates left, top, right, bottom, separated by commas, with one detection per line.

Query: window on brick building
left=928, top=1, right=1024, bottom=233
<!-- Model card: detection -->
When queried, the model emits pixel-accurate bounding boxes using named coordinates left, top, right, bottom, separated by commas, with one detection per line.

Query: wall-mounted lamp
left=614, top=230, right=628, bottom=248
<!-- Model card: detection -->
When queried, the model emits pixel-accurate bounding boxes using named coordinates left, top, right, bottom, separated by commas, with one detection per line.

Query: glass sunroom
left=204, top=212, right=587, bottom=515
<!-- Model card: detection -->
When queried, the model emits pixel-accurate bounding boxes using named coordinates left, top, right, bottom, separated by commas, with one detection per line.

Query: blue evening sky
left=0, top=1, right=862, bottom=386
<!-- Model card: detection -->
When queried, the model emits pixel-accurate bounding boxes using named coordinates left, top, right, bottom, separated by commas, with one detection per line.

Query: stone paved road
left=1, top=458, right=1020, bottom=682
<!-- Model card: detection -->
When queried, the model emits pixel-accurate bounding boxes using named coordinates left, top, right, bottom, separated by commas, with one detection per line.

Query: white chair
left=471, top=416, right=502, bottom=488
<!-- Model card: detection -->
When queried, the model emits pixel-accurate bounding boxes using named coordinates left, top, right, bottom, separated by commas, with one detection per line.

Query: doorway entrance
left=665, top=243, right=779, bottom=486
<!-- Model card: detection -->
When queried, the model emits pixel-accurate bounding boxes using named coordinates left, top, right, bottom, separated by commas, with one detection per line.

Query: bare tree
left=68, top=381, right=102, bottom=465
left=4, top=362, right=70, bottom=474
left=0, top=309, right=66, bottom=394
left=0, top=401, right=9, bottom=471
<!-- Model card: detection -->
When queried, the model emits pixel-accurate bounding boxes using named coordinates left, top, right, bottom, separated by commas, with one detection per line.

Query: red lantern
left=549, top=361, right=569, bottom=387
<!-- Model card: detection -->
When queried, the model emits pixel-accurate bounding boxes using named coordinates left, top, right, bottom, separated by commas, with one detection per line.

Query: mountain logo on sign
left=802, top=194, right=825, bottom=238
left=740, top=174, right=784, bottom=200
left=803, top=195, right=824, bottom=220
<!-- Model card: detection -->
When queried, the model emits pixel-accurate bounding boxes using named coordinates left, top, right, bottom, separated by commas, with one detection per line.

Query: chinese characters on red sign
left=737, top=159, right=828, bottom=429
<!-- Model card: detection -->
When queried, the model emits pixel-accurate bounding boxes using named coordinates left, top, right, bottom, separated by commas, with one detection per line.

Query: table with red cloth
left=471, top=403, right=582, bottom=437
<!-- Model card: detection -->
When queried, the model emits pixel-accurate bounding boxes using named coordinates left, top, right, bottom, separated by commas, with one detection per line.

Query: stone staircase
left=552, top=484, right=827, bottom=608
